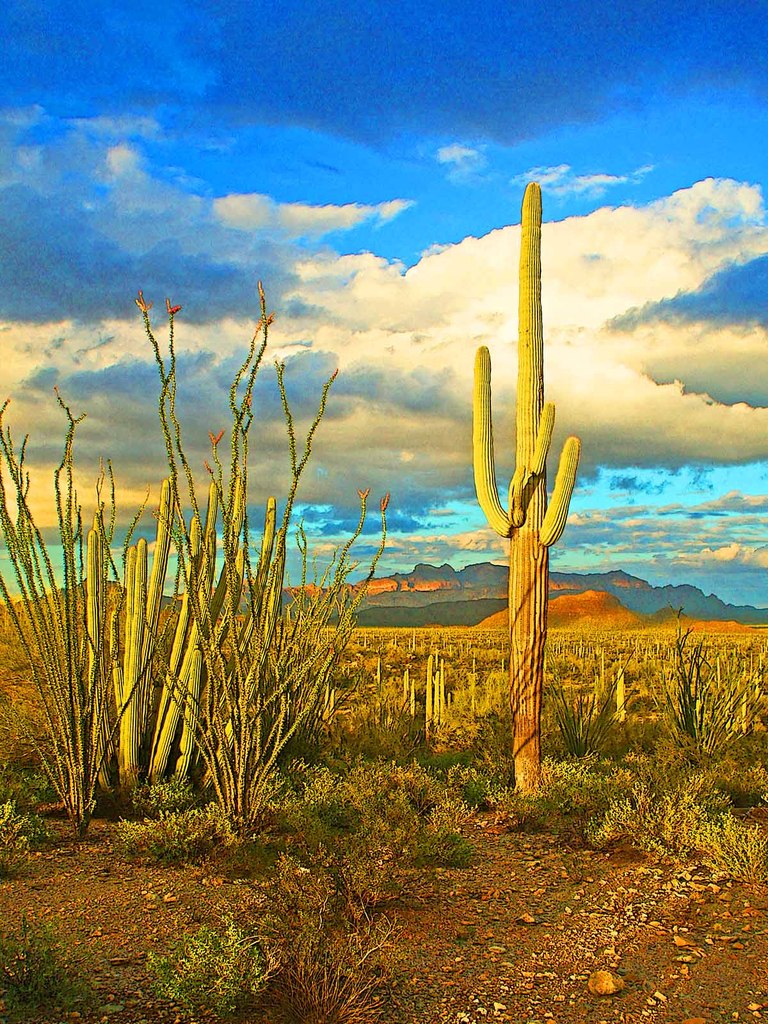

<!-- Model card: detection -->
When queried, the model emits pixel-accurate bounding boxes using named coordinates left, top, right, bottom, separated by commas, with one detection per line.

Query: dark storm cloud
left=4, top=1, right=768, bottom=146
left=0, top=183, right=295, bottom=325
left=615, top=254, right=768, bottom=333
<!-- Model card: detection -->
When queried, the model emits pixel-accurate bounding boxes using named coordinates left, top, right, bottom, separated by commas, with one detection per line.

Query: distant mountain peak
left=358, top=560, right=768, bottom=627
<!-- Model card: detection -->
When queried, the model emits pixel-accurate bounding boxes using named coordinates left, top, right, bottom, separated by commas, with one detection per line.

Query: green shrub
left=0, top=916, right=90, bottom=1016
left=148, top=918, right=269, bottom=1016
left=585, top=770, right=768, bottom=881
left=697, top=814, right=768, bottom=882
left=0, top=802, right=48, bottom=878
left=445, top=764, right=507, bottom=810
left=130, top=777, right=199, bottom=818
left=115, top=804, right=235, bottom=864
left=0, top=765, right=55, bottom=810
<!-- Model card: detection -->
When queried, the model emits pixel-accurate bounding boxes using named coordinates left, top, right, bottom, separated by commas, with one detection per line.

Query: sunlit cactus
left=472, top=182, right=581, bottom=792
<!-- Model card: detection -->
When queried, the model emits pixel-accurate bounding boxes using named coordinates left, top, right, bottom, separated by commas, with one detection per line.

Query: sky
left=3, top=1, right=768, bottom=605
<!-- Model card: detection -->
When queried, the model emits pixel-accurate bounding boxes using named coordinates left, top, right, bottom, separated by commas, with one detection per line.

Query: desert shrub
left=0, top=916, right=90, bottom=1016
left=0, top=764, right=55, bottom=810
left=130, top=777, right=199, bottom=818
left=264, top=854, right=395, bottom=1024
left=148, top=918, right=269, bottom=1016
left=467, top=709, right=516, bottom=782
left=494, top=756, right=628, bottom=835
left=585, top=777, right=727, bottom=859
left=584, top=770, right=768, bottom=881
left=444, top=763, right=508, bottom=810
left=115, top=804, right=235, bottom=864
left=277, top=760, right=472, bottom=914
left=414, top=797, right=474, bottom=867
left=696, top=814, right=768, bottom=882
left=0, top=801, right=48, bottom=878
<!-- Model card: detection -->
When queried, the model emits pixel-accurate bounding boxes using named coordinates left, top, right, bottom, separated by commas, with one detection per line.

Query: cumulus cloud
left=695, top=543, right=768, bottom=568
left=3, top=120, right=768, bottom=584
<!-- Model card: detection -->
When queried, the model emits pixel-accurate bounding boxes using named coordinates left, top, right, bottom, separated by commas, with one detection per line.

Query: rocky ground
left=1, top=811, right=767, bottom=1024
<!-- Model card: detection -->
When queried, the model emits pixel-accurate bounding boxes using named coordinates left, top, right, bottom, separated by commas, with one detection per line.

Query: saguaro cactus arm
left=473, top=346, right=513, bottom=538
left=539, top=436, right=581, bottom=547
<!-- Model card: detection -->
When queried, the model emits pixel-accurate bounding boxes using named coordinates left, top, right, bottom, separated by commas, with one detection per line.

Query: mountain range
left=356, top=563, right=768, bottom=628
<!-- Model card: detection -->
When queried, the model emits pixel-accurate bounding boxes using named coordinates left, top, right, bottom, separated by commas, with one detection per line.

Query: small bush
left=0, top=801, right=48, bottom=878
left=130, top=777, right=199, bottom=818
left=149, top=918, right=269, bottom=1016
left=115, top=804, right=235, bottom=864
left=697, top=814, right=768, bottom=883
left=0, top=916, right=90, bottom=1016
left=265, top=855, right=394, bottom=1024
left=445, top=764, right=507, bottom=810
left=0, top=765, right=55, bottom=810
left=585, top=770, right=768, bottom=881
left=413, top=795, right=474, bottom=867
left=415, top=828, right=473, bottom=868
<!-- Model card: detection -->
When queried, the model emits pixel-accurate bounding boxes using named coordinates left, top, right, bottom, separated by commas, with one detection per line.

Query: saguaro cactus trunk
left=473, top=182, right=581, bottom=792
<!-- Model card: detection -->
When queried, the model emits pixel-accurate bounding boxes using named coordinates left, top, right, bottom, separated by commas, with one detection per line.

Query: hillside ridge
left=357, top=561, right=768, bottom=628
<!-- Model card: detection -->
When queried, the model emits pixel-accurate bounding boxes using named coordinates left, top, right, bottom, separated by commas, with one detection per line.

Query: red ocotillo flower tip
left=330, top=368, right=339, bottom=381
left=203, top=460, right=212, bottom=475
left=135, top=290, right=152, bottom=313
left=166, top=298, right=182, bottom=316
left=208, top=429, right=225, bottom=446
left=357, top=488, right=370, bottom=501
left=381, top=492, right=390, bottom=513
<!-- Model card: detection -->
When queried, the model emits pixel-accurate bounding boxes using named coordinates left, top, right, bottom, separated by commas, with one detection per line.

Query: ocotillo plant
left=0, top=395, right=119, bottom=836
left=473, top=182, right=581, bottom=792
left=137, top=287, right=388, bottom=829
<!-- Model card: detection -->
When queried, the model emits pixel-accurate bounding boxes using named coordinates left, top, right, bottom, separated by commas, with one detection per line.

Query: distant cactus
left=473, top=182, right=581, bottom=792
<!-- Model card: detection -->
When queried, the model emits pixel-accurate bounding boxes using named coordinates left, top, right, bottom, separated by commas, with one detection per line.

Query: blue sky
left=3, top=1, right=768, bottom=605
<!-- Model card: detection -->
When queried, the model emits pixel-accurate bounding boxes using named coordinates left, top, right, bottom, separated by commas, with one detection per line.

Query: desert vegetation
left=2, top=612, right=768, bottom=1022
left=0, top=197, right=766, bottom=1023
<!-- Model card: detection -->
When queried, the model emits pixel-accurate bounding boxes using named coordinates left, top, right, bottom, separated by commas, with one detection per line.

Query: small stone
left=587, top=970, right=625, bottom=996
left=674, top=934, right=698, bottom=948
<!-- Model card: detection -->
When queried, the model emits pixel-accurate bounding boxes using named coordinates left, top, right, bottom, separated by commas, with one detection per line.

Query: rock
left=587, top=969, right=625, bottom=996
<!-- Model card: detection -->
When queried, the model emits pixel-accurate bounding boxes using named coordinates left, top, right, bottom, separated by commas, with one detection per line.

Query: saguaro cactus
left=473, top=182, right=581, bottom=792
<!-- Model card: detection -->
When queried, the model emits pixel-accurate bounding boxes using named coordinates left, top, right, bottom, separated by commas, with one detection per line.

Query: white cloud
left=4, top=166, right=768, bottom=557
left=511, top=163, right=654, bottom=198
left=694, top=543, right=768, bottom=568
left=213, top=193, right=413, bottom=238
left=436, top=143, right=487, bottom=180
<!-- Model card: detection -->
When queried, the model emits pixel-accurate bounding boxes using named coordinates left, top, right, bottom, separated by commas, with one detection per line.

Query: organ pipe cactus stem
left=472, top=182, right=582, bottom=793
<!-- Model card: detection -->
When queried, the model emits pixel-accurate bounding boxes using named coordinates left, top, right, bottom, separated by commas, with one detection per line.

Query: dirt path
left=1, top=815, right=767, bottom=1024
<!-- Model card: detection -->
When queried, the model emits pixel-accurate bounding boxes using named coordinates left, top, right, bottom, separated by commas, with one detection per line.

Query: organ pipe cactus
left=473, top=182, right=581, bottom=792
